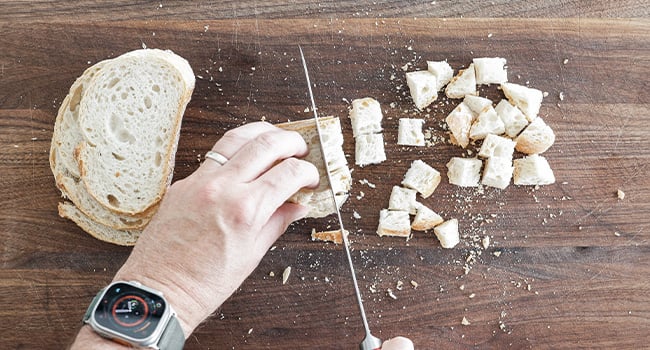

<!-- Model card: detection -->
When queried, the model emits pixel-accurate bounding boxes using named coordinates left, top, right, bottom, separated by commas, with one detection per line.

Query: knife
left=299, top=46, right=383, bottom=350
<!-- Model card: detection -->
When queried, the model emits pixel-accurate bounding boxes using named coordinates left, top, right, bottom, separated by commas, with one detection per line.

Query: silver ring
left=205, top=151, right=228, bottom=166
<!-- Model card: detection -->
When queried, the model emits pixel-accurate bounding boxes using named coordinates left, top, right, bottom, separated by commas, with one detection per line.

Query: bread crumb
left=387, top=288, right=398, bottom=300
left=482, top=236, right=490, bottom=249
left=269, top=271, right=275, bottom=277
left=353, top=211, right=361, bottom=219
left=614, top=231, right=621, bottom=237
left=468, top=293, right=476, bottom=299
left=282, top=266, right=291, bottom=285
left=563, top=58, right=569, bottom=64
left=396, top=280, right=404, bottom=291
left=248, top=328, right=253, bottom=335
left=493, top=250, right=502, bottom=257
left=462, top=317, right=471, bottom=325
left=410, top=280, right=419, bottom=289
left=617, top=189, right=625, bottom=200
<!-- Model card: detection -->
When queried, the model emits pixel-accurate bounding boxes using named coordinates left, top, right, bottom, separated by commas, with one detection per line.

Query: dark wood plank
left=1, top=18, right=649, bottom=349
left=0, top=0, right=648, bottom=22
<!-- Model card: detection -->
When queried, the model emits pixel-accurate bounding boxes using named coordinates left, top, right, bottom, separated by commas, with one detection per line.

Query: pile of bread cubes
left=349, top=57, right=556, bottom=249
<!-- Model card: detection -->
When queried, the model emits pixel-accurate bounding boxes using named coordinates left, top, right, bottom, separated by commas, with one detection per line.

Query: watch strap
left=157, top=314, right=185, bottom=350
left=83, top=288, right=105, bottom=323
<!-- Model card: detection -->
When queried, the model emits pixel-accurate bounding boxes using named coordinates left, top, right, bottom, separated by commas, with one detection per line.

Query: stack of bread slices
left=49, top=49, right=195, bottom=246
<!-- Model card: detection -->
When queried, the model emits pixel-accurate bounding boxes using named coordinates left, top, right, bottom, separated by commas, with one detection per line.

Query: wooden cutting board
left=1, top=18, right=649, bottom=349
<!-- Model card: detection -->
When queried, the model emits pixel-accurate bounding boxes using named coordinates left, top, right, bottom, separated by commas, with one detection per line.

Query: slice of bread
left=411, top=202, right=444, bottom=231
left=427, top=61, right=454, bottom=90
left=446, top=157, right=482, bottom=187
left=349, top=98, right=383, bottom=137
left=445, top=63, right=477, bottom=99
left=406, top=70, right=438, bottom=110
left=495, top=99, right=529, bottom=138
left=401, top=160, right=441, bottom=198
left=469, top=106, right=505, bottom=140
left=311, top=228, right=348, bottom=244
left=58, top=202, right=142, bottom=246
left=77, top=49, right=195, bottom=215
left=397, top=118, right=425, bottom=146
left=501, top=82, right=543, bottom=121
left=445, top=102, right=474, bottom=148
left=377, top=209, right=411, bottom=238
left=388, top=186, right=418, bottom=215
left=463, top=95, right=493, bottom=116
left=433, top=218, right=460, bottom=248
left=478, top=134, right=516, bottom=159
left=473, top=57, right=508, bottom=85
left=481, top=156, right=514, bottom=189
left=277, top=116, right=352, bottom=219
left=355, top=133, right=386, bottom=166
left=513, top=154, right=556, bottom=185
left=515, top=117, right=555, bottom=154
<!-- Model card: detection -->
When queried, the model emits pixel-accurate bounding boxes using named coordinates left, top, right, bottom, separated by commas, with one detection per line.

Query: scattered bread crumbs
left=462, top=317, right=471, bottom=325
left=386, top=288, right=398, bottom=300
left=617, top=189, right=625, bottom=200
left=410, top=280, right=419, bottom=289
left=396, top=280, right=404, bottom=291
left=282, top=266, right=291, bottom=285
left=359, top=178, right=377, bottom=188
left=269, top=271, right=275, bottom=277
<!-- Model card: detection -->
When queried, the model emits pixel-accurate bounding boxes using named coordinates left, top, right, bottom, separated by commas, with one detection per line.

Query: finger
left=382, top=337, right=414, bottom=350
left=250, top=157, right=319, bottom=221
left=254, top=202, right=309, bottom=253
left=222, top=129, right=310, bottom=182
left=200, top=121, right=277, bottom=173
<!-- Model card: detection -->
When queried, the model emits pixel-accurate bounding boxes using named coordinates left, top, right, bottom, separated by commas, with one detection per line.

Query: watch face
left=94, top=282, right=167, bottom=341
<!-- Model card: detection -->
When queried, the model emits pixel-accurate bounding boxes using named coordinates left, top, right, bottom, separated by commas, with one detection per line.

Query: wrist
left=71, top=325, right=128, bottom=350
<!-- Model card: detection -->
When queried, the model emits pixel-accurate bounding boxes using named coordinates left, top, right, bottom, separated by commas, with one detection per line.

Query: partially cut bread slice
left=277, top=116, right=351, bottom=219
left=58, top=202, right=142, bottom=246
left=77, top=49, right=195, bottom=215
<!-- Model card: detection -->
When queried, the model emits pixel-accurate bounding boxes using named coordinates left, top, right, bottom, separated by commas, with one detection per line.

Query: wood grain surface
left=1, top=2, right=649, bottom=349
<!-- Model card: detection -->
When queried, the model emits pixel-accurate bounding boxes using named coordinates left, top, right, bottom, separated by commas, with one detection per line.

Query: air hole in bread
left=70, top=85, right=83, bottom=112
left=155, top=136, right=164, bottom=147
left=120, top=217, right=143, bottom=226
left=361, top=100, right=370, bottom=108
left=118, top=130, right=135, bottom=144
left=121, top=92, right=128, bottom=100
left=107, top=194, right=120, bottom=207
left=152, top=84, right=160, bottom=93
left=144, top=96, right=152, bottom=109
left=108, top=78, right=120, bottom=89
left=154, top=152, right=162, bottom=167
left=111, top=152, right=125, bottom=161
left=421, top=86, right=430, bottom=93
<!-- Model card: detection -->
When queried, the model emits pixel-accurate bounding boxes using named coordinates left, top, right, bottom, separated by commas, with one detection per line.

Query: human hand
left=112, top=122, right=319, bottom=336
left=382, top=336, right=414, bottom=350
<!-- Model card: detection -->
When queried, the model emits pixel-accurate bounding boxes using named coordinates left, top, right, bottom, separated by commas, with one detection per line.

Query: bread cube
left=469, top=106, right=505, bottom=140
left=406, top=70, right=438, bottom=110
left=481, top=156, right=514, bottom=189
left=434, top=219, right=460, bottom=248
left=501, top=82, right=543, bottom=121
left=495, top=99, right=529, bottom=138
left=445, top=63, right=477, bottom=99
left=377, top=209, right=411, bottom=238
left=513, top=154, right=556, bottom=185
left=397, top=118, right=425, bottom=146
left=463, top=95, right=493, bottom=116
left=355, top=133, right=386, bottom=166
left=349, top=98, right=383, bottom=137
left=515, top=117, right=555, bottom=154
left=427, top=60, right=454, bottom=90
left=446, top=157, right=482, bottom=187
left=445, top=102, right=474, bottom=148
left=478, top=134, right=516, bottom=159
left=401, top=159, right=441, bottom=198
left=473, top=57, right=508, bottom=85
left=411, top=203, right=444, bottom=231
left=388, top=186, right=418, bottom=214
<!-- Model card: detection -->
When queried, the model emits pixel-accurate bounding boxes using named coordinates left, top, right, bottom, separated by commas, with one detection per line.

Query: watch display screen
left=94, top=282, right=167, bottom=340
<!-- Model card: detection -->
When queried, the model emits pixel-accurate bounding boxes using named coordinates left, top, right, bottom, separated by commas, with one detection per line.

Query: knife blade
left=299, top=46, right=382, bottom=350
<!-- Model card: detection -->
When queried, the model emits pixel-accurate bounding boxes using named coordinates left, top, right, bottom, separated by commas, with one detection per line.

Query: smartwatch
left=83, top=280, right=185, bottom=349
